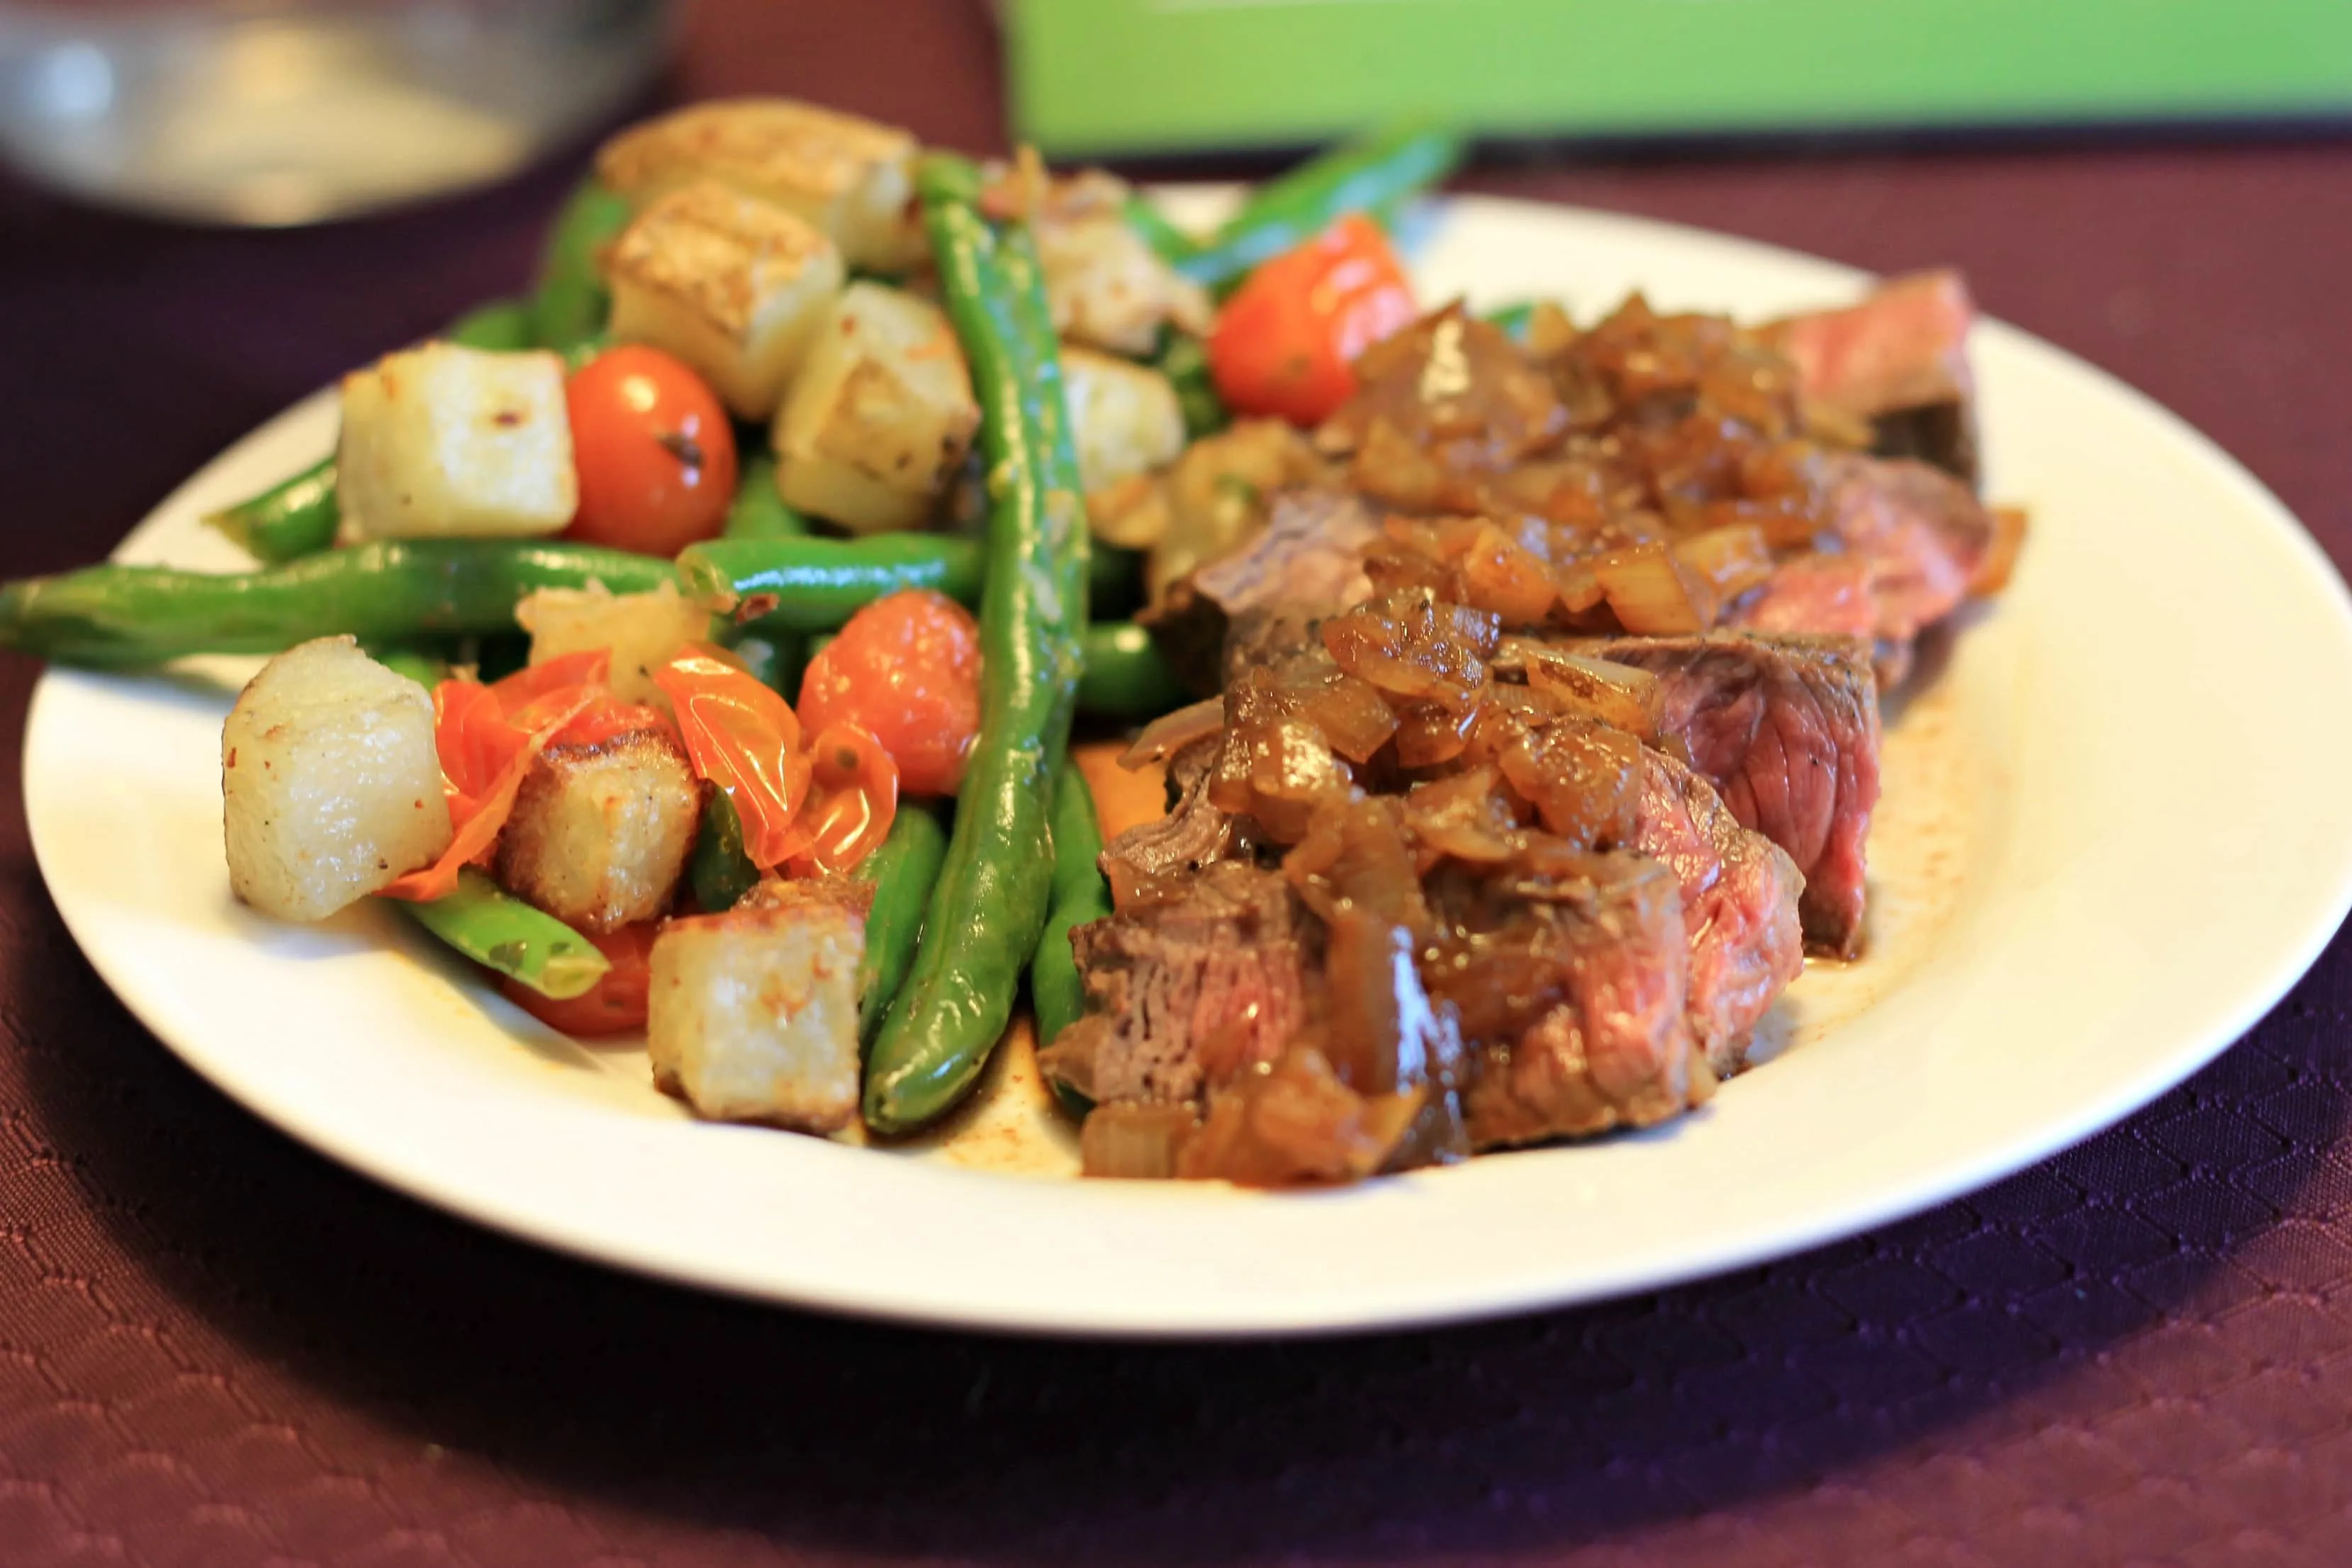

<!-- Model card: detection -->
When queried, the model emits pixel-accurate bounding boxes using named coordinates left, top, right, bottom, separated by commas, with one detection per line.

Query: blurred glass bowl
left=0, top=0, right=676, bottom=225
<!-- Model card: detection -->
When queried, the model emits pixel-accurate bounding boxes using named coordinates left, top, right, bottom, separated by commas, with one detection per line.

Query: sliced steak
left=1428, top=851, right=1705, bottom=1149
left=1144, top=489, right=1377, bottom=693
left=1772, top=270, right=1979, bottom=487
left=1629, top=749, right=1807, bottom=1070
left=1737, top=454, right=1992, bottom=686
left=1043, top=861, right=1321, bottom=1107
left=1586, top=632, right=1879, bottom=957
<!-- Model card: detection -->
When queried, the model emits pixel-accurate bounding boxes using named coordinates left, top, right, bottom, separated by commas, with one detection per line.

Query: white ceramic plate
left=26, top=195, right=2352, bottom=1338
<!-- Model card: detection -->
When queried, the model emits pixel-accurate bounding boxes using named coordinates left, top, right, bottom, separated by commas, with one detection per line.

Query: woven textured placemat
left=3, top=5, right=2349, bottom=1561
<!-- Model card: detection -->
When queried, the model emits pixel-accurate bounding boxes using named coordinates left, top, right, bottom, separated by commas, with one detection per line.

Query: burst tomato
left=795, top=589, right=982, bottom=797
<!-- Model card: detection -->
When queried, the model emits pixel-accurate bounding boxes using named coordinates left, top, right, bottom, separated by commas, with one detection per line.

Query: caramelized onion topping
left=1314, top=291, right=1857, bottom=639
left=1177, top=1044, right=1427, bottom=1187
left=1498, top=719, right=1643, bottom=848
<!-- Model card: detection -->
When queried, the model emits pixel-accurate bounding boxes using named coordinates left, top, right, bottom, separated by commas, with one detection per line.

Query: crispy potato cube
left=605, top=181, right=846, bottom=420
left=773, top=281, right=980, bottom=534
left=1036, top=210, right=1212, bottom=357
left=337, top=344, right=576, bottom=539
left=647, top=898, right=866, bottom=1131
left=1062, top=347, right=1186, bottom=497
left=223, top=637, right=452, bottom=921
left=494, top=727, right=701, bottom=934
left=515, top=580, right=710, bottom=706
left=597, top=98, right=923, bottom=271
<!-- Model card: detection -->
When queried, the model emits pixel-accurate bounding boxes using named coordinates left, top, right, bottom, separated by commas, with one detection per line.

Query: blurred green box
left=1006, top=0, right=2352, bottom=157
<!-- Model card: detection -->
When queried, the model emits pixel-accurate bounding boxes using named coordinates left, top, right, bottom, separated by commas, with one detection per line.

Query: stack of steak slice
left=1047, top=277, right=2017, bottom=1181
left=1040, top=631, right=1805, bottom=1177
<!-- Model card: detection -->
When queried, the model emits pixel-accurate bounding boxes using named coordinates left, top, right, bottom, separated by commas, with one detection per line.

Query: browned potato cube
left=605, top=181, right=845, bottom=420
left=494, top=727, right=701, bottom=933
left=646, top=898, right=865, bottom=1131
left=596, top=97, right=923, bottom=271
left=222, top=637, right=452, bottom=921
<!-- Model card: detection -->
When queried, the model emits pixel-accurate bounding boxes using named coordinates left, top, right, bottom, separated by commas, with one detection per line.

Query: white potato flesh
left=337, top=345, right=576, bottom=539
left=597, top=98, right=923, bottom=271
left=516, top=580, right=711, bottom=707
left=222, top=637, right=452, bottom=922
left=647, top=902, right=864, bottom=1131
left=1036, top=211, right=1211, bottom=357
left=605, top=180, right=846, bottom=420
left=772, top=281, right=980, bottom=534
left=1061, top=347, right=1187, bottom=497
left=495, top=727, right=702, bottom=934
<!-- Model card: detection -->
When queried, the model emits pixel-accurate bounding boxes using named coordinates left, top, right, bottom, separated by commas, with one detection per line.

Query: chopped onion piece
left=1673, top=522, right=1777, bottom=602
left=1283, top=667, right=1399, bottom=764
left=1519, top=644, right=1662, bottom=739
left=1499, top=721, right=1643, bottom=848
left=1118, top=697, right=1223, bottom=770
left=1456, top=521, right=1560, bottom=623
left=1593, top=542, right=1717, bottom=634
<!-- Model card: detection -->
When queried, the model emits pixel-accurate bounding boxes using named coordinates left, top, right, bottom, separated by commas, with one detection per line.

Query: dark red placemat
left=4, top=5, right=2351, bottom=1563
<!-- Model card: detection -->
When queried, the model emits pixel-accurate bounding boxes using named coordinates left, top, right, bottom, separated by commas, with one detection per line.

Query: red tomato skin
left=796, top=590, right=982, bottom=798
left=1208, top=214, right=1418, bottom=427
left=562, top=346, right=738, bottom=556
left=501, top=922, right=657, bottom=1036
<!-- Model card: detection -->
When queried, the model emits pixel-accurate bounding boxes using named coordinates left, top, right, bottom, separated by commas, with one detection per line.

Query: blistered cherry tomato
left=563, top=346, right=737, bottom=556
left=1207, top=214, right=1417, bottom=427
left=502, top=921, right=656, bottom=1036
left=785, top=722, right=900, bottom=875
left=795, top=589, right=982, bottom=797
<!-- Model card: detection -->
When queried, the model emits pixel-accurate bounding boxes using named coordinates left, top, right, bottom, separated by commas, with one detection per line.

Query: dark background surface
left=5, top=4, right=2352, bottom=1563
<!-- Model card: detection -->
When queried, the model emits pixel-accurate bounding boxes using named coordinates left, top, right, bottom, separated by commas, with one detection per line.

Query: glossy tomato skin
left=563, top=346, right=738, bottom=556
left=796, top=589, right=982, bottom=798
left=501, top=921, right=656, bottom=1036
left=1207, top=213, right=1418, bottom=427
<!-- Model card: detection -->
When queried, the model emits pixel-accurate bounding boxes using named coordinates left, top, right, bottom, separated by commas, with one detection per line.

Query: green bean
left=202, top=457, right=340, bottom=566
left=717, top=459, right=817, bottom=690
left=445, top=297, right=537, bottom=352
left=393, top=868, right=611, bottom=999
left=863, top=155, right=1088, bottom=1135
left=532, top=176, right=634, bottom=353
left=1122, top=195, right=1201, bottom=267
left=1075, top=622, right=1185, bottom=717
left=1153, top=330, right=1228, bottom=442
left=561, top=332, right=614, bottom=374
left=1176, top=119, right=1465, bottom=292
left=0, top=539, right=671, bottom=668
left=723, top=454, right=813, bottom=541
left=690, top=795, right=761, bottom=916
left=853, top=803, right=950, bottom=1046
left=1031, top=766, right=1112, bottom=1049
left=675, top=535, right=985, bottom=637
